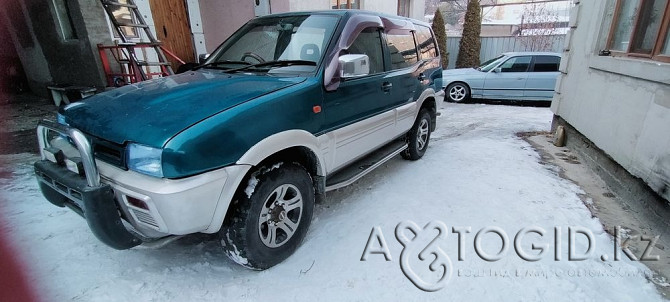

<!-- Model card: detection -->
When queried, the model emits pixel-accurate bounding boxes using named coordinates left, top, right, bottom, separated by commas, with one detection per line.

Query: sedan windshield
left=478, top=55, right=506, bottom=72
left=205, top=15, right=339, bottom=73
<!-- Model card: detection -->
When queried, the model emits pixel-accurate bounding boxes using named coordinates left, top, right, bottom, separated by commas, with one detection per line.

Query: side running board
left=325, top=140, right=407, bottom=191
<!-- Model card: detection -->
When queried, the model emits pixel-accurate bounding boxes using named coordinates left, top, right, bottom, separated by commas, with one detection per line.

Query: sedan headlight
left=127, top=143, right=163, bottom=178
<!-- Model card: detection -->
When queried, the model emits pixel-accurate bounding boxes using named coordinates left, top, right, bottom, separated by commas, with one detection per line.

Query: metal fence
left=444, top=35, right=565, bottom=69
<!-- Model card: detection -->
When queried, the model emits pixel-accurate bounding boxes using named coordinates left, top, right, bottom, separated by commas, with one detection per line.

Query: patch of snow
left=244, top=162, right=283, bottom=198
left=0, top=104, right=665, bottom=301
left=244, top=176, right=259, bottom=198
left=226, top=245, right=249, bottom=266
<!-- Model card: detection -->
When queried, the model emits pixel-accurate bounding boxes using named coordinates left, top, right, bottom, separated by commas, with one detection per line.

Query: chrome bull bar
left=37, top=120, right=101, bottom=187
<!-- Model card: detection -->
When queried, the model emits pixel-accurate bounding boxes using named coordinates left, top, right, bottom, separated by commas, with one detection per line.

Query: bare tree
left=516, top=2, right=561, bottom=51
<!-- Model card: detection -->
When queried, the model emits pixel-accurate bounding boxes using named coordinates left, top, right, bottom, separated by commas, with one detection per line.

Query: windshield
left=478, top=55, right=506, bottom=72
left=205, top=15, right=339, bottom=73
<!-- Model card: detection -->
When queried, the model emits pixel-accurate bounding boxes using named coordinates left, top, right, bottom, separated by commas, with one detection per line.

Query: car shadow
left=448, top=98, right=552, bottom=107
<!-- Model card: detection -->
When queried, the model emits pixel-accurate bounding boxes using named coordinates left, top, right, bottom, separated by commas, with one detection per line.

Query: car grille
left=91, top=138, right=126, bottom=169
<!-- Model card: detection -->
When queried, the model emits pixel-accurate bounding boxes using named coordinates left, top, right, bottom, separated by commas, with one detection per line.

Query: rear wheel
left=402, top=109, right=431, bottom=160
left=221, top=162, right=314, bottom=269
left=446, top=82, right=469, bottom=102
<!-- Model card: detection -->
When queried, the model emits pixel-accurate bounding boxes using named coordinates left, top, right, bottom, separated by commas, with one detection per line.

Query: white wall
left=199, top=0, right=255, bottom=53
left=289, top=0, right=425, bottom=21
left=409, top=0, right=425, bottom=21
left=289, top=0, right=330, bottom=12
left=361, top=0, right=397, bottom=16
left=551, top=0, right=670, bottom=201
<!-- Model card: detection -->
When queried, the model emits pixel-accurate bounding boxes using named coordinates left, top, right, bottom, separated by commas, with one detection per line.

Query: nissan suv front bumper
left=34, top=120, right=142, bottom=249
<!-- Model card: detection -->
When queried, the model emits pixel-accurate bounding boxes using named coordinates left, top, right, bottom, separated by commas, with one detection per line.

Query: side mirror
left=494, top=67, right=502, bottom=73
left=339, top=54, right=370, bottom=79
left=198, top=53, right=210, bottom=64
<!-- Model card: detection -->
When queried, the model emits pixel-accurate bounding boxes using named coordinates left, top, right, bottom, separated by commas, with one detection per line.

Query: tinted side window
left=415, top=26, right=437, bottom=60
left=347, top=28, right=385, bottom=74
left=386, top=32, right=418, bottom=69
left=499, top=56, right=532, bottom=72
left=532, top=56, right=560, bottom=72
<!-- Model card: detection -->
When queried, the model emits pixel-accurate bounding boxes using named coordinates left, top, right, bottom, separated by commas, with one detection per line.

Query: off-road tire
left=220, top=162, right=314, bottom=270
left=402, top=109, right=431, bottom=160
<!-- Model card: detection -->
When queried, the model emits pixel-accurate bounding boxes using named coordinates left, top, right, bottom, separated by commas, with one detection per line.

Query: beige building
left=551, top=0, right=670, bottom=203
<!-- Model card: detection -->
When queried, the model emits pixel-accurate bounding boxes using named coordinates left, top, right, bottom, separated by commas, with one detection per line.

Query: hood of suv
left=62, top=70, right=305, bottom=147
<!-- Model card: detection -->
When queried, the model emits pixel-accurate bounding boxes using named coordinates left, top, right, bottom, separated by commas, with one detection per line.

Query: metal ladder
left=99, top=0, right=173, bottom=80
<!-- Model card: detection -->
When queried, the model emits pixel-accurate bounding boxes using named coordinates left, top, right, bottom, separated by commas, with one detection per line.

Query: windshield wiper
left=224, top=60, right=317, bottom=73
left=193, top=60, right=251, bottom=70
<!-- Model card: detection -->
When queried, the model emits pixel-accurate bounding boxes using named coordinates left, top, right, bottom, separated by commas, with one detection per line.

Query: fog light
left=44, top=147, right=64, bottom=165
left=65, top=157, right=84, bottom=175
left=126, top=196, right=149, bottom=210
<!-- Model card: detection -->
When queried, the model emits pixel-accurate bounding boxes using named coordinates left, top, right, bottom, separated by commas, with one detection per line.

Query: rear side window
left=415, top=26, right=437, bottom=60
left=499, top=56, right=532, bottom=72
left=532, top=56, right=560, bottom=72
left=347, top=28, right=385, bottom=74
left=386, top=32, right=418, bottom=69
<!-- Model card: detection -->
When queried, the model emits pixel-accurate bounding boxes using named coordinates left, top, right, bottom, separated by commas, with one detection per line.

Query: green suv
left=34, top=10, right=443, bottom=269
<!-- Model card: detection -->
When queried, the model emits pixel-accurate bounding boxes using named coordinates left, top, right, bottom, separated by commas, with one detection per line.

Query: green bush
left=456, top=0, right=481, bottom=68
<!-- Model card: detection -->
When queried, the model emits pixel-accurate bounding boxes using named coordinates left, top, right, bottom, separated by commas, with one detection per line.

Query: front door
left=149, top=0, right=196, bottom=69
left=322, top=28, right=395, bottom=171
left=483, top=55, right=531, bottom=99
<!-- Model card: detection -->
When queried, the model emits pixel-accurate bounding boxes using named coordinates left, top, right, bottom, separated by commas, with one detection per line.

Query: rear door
left=483, top=55, right=531, bottom=99
left=412, top=25, right=441, bottom=129
left=524, top=55, right=561, bottom=100
left=383, top=29, right=421, bottom=133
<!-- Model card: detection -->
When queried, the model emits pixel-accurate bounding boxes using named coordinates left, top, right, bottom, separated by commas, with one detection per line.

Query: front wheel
left=402, top=109, right=431, bottom=160
left=445, top=82, right=470, bottom=102
left=220, top=162, right=314, bottom=269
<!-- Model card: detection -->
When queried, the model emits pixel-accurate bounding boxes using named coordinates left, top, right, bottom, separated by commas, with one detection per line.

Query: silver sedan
left=442, top=52, right=561, bottom=102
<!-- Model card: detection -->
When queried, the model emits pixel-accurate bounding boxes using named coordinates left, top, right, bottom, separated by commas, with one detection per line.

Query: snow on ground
left=0, top=103, right=665, bottom=301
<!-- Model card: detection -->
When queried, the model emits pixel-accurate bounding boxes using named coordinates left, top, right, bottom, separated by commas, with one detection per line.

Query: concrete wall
left=2, top=0, right=112, bottom=96
left=289, top=0, right=329, bottom=12
left=271, top=0, right=291, bottom=14
left=289, top=0, right=425, bottom=20
left=199, top=0, right=255, bottom=53
left=1, top=1, right=52, bottom=94
left=551, top=0, right=670, bottom=201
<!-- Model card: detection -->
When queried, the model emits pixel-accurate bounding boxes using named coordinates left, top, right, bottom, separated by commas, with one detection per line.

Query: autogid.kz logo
left=361, top=221, right=453, bottom=292
left=360, top=221, right=660, bottom=292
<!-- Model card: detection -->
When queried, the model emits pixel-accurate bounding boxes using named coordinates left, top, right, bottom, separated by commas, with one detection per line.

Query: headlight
left=57, top=113, right=67, bottom=125
left=127, top=143, right=163, bottom=178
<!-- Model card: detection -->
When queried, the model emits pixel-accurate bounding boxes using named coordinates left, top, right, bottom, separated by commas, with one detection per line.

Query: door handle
left=382, top=82, right=393, bottom=91
left=517, top=77, right=524, bottom=80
